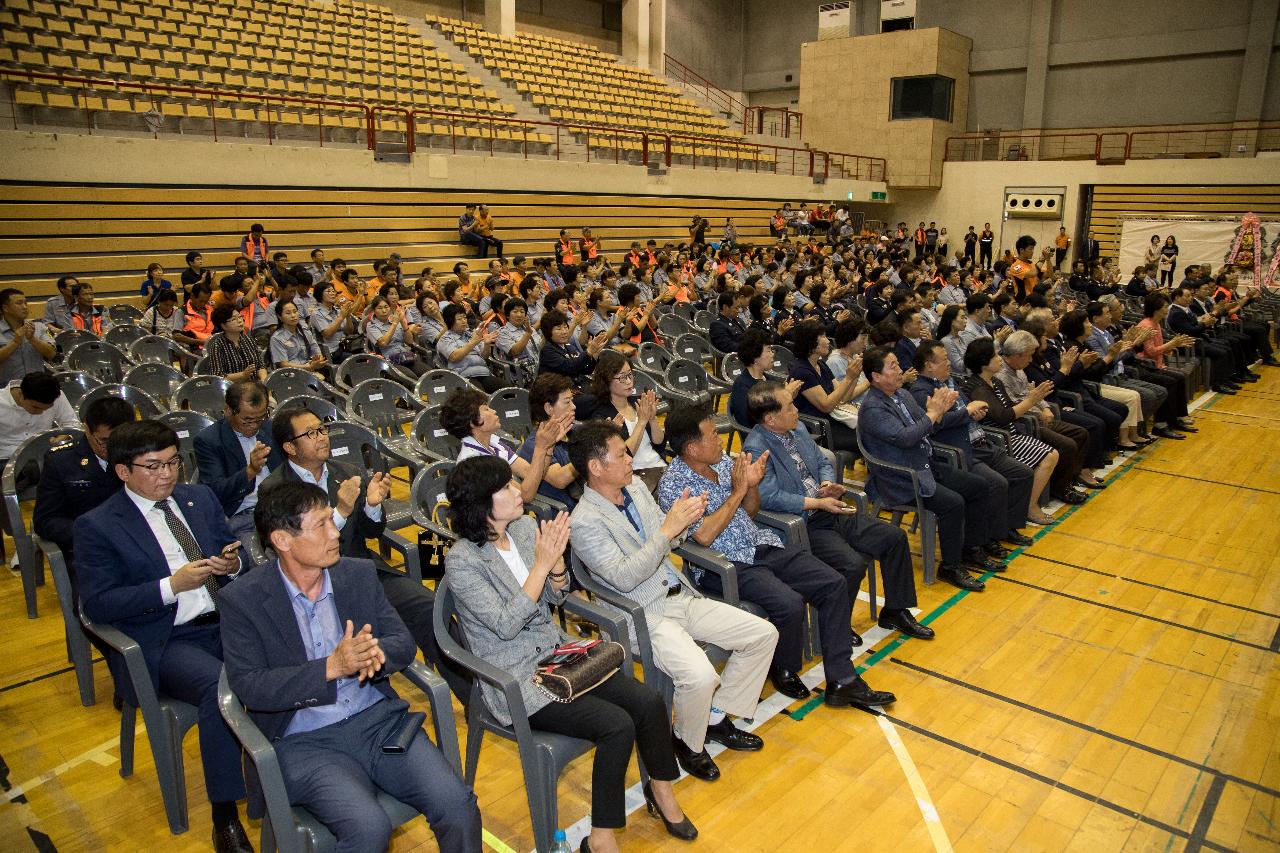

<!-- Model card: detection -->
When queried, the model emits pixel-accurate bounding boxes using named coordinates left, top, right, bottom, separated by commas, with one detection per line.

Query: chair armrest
left=755, top=509, right=810, bottom=550
left=931, top=441, right=966, bottom=471
left=1053, top=389, right=1083, bottom=409
left=377, top=529, right=421, bottom=582
left=79, top=606, right=163, bottom=711
left=674, top=542, right=740, bottom=605
left=559, top=594, right=634, bottom=671
left=217, top=669, right=297, bottom=843
left=400, top=660, right=463, bottom=777
left=568, top=555, right=656, bottom=681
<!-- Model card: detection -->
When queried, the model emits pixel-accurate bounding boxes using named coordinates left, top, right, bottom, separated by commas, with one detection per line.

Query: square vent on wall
left=1004, top=192, right=1063, bottom=219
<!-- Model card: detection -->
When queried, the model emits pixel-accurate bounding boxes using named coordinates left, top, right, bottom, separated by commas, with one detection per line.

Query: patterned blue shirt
left=280, top=567, right=383, bottom=737
left=656, top=456, right=781, bottom=565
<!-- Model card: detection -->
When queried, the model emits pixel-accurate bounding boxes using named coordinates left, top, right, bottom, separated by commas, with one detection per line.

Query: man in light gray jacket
left=568, top=421, right=778, bottom=784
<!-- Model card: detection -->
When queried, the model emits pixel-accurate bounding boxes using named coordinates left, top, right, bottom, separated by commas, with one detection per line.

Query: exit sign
left=871, top=191, right=887, bottom=200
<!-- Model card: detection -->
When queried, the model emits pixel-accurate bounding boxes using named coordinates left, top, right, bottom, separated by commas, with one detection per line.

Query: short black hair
left=211, top=303, right=239, bottom=329
left=790, top=319, right=826, bottom=360
left=85, top=396, right=136, bottom=432
left=254, top=481, right=331, bottom=553
left=745, top=380, right=785, bottom=426
left=185, top=251, right=201, bottom=265
left=963, top=337, right=998, bottom=376
left=1143, top=292, right=1168, bottom=317
left=566, top=420, right=625, bottom=484
left=528, top=373, right=573, bottom=424
left=617, top=283, right=640, bottom=307
left=665, top=401, right=713, bottom=457
left=1085, top=300, right=1107, bottom=321
left=107, top=419, right=178, bottom=469
left=154, top=289, right=179, bottom=306
left=862, top=345, right=893, bottom=380
left=1058, top=309, right=1088, bottom=340
left=965, top=293, right=990, bottom=314
left=832, top=316, right=867, bottom=349
left=439, top=387, right=488, bottom=439
left=271, top=404, right=316, bottom=449
left=19, top=371, right=60, bottom=405
left=1015, top=235, right=1036, bottom=251
left=737, top=327, right=772, bottom=365
left=441, top=303, right=467, bottom=330
left=445, top=455, right=512, bottom=546
left=225, top=380, right=267, bottom=416
left=539, top=309, right=569, bottom=341
left=914, top=339, right=947, bottom=372
left=0, top=288, right=24, bottom=310
left=717, top=292, right=736, bottom=311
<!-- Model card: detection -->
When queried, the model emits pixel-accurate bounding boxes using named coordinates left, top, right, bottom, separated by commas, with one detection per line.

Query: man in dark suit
left=220, top=481, right=481, bottom=852
left=194, top=379, right=284, bottom=554
left=33, top=395, right=134, bottom=567
left=1081, top=231, right=1100, bottom=267
left=855, top=346, right=999, bottom=591
left=262, top=406, right=444, bottom=685
left=709, top=291, right=747, bottom=354
left=76, top=420, right=251, bottom=852
left=1167, top=285, right=1246, bottom=393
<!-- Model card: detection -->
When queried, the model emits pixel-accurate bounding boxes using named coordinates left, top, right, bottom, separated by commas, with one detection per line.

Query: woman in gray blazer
left=445, top=457, right=696, bottom=852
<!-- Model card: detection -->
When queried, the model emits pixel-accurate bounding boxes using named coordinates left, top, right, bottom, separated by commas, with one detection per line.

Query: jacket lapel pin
left=187, top=501, right=195, bottom=507
left=80, top=458, right=88, bottom=466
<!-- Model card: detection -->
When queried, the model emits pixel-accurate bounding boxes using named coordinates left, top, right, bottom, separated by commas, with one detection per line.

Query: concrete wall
left=741, top=0, right=815, bottom=93
left=382, top=0, right=620, bottom=51
left=0, top=131, right=884, bottom=204
left=665, top=0, right=744, bottom=92
left=885, top=157, right=1280, bottom=259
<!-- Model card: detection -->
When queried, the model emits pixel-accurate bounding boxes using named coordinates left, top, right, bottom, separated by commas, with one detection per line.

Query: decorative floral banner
left=1224, top=213, right=1267, bottom=289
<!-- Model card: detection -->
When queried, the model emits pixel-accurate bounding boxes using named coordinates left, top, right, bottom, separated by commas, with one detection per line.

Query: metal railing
left=2, top=68, right=886, bottom=182
left=945, top=122, right=1280, bottom=163
left=663, top=52, right=747, bottom=125
left=744, top=106, right=803, bottom=139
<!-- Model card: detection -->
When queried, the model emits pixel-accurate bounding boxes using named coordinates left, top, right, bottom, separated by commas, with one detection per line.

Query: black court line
left=888, top=659, right=1280, bottom=799
left=992, top=576, right=1277, bottom=653
left=0, top=659, right=103, bottom=695
left=868, top=709, right=1232, bottom=851
left=1184, top=776, right=1227, bottom=853
left=1192, top=409, right=1274, bottom=420
left=1272, top=623, right=1280, bottom=653
left=1018, top=553, right=1280, bottom=619
left=1131, top=467, right=1280, bottom=497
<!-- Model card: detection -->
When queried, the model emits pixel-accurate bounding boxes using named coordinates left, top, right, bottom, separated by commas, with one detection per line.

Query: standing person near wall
left=1054, top=227, right=1071, bottom=271
left=978, top=223, right=994, bottom=269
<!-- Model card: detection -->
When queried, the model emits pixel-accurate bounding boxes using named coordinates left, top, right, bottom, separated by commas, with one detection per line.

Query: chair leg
left=152, top=709, right=190, bottom=834
left=119, top=703, right=137, bottom=777
left=866, top=558, right=879, bottom=620
left=463, top=717, right=484, bottom=787
left=19, top=536, right=41, bottom=619
left=527, top=752, right=559, bottom=853
left=66, top=622, right=96, bottom=706
left=920, top=513, right=938, bottom=586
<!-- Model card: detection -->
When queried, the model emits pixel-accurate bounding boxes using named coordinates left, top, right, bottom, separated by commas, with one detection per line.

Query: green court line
left=784, top=449, right=1150, bottom=724
left=483, top=828, right=519, bottom=853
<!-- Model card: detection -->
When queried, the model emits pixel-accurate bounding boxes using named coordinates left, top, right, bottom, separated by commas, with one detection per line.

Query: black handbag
left=532, top=639, right=624, bottom=703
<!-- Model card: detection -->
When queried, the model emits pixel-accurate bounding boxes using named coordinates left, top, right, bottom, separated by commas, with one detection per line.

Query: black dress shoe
left=1004, top=531, right=1034, bottom=547
left=1075, top=477, right=1107, bottom=490
left=643, top=781, right=698, bottom=841
left=1262, top=357, right=1279, bottom=367
left=851, top=630, right=863, bottom=648
left=212, top=819, right=254, bottom=853
left=705, top=718, right=764, bottom=752
left=1173, top=419, right=1198, bottom=433
left=939, top=564, right=985, bottom=591
left=878, top=608, right=935, bottom=640
left=1053, top=489, right=1088, bottom=504
left=769, top=669, right=811, bottom=700
left=1213, top=386, right=1238, bottom=395
left=673, top=737, right=720, bottom=781
left=1153, top=426, right=1186, bottom=440
left=1241, top=372, right=1261, bottom=382
left=580, top=837, right=591, bottom=853
left=963, top=548, right=1003, bottom=573
left=984, top=542, right=1012, bottom=559
left=824, top=675, right=896, bottom=709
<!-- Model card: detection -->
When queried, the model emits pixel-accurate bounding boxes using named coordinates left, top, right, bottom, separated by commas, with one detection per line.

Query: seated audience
left=42, top=276, right=77, bottom=329
left=516, top=374, right=579, bottom=510
left=569, top=415, right=777, bottom=783
left=742, top=382, right=932, bottom=640
left=709, top=292, right=748, bottom=354
left=367, top=295, right=429, bottom=378
left=268, top=299, right=327, bottom=375
left=308, top=281, right=358, bottom=360
left=538, top=309, right=604, bottom=386
left=1092, top=296, right=1192, bottom=438
left=139, top=289, right=185, bottom=339
left=0, top=288, right=57, bottom=384
left=826, top=316, right=869, bottom=383
left=652, top=408, right=897, bottom=708
left=221, top=481, right=482, bottom=853
left=206, top=304, right=268, bottom=382
left=574, top=352, right=666, bottom=491
left=77, top=420, right=250, bottom=852
left=0, top=372, right=82, bottom=548
left=446, top=456, right=696, bottom=849
left=788, top=319, right=860, bottom=453
left=439, top=387, right=570, bottom=502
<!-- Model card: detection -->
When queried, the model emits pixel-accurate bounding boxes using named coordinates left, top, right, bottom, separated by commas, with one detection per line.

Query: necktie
left=155, top=500, right=219, bottom=608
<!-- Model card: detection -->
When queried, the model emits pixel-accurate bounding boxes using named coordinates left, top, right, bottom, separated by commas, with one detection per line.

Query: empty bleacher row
left=0, top=184, right=783, bottom=301
left=0, top=0, right=558, bottom=150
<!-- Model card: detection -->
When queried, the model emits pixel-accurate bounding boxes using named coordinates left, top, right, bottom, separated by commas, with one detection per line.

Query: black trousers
left=1083, top=394, right=1126, bottom=446
left=1194, top=338, right=1238, bottom=386
left=806, top=511, right=917, bottom=610
left=377, top=572, right=473, bottom=703
left=1240, top=319, right=1273, bottom=360
left=918, top=481, right=968, bottom=565
left=1059, top=406, right=1109, bottom=468
left=979, top=244, right=993, bottom=268
left=529, top=671, right=678, bottom=829
left=704, top=543, right=855, bottom=684
left=972, top=445, right=1034, bottom=536
left=934, top=461, right=997, bottom=552
left=1040, top=420, right=1089, bottom=492
left=1134, top=366, right=1188, bottom=420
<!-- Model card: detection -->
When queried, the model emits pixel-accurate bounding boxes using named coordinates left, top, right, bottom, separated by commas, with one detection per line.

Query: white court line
left=4, top=724, right=143, bottom=802
left=876, top=714, right=954, bottom=853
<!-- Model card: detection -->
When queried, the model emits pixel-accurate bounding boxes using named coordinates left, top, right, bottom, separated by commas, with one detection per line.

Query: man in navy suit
left=76, top=420, right=251, bottom=852
left=194, top=379, right=284, bottom=555
left=855, top=346, right=998, bottom=592
left=33, top=396, right=134, bottom=567
left=220, top=481, right=481, bottom=852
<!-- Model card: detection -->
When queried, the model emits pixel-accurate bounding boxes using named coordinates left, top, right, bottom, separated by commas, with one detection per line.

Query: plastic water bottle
left=550, top=829, right=572, bottom=853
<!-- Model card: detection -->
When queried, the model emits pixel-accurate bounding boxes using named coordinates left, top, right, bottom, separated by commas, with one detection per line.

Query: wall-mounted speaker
left=1004, top=192, right=1063, bottom=219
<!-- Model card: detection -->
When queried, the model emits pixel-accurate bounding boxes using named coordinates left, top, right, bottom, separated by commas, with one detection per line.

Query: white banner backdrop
left=1118, top=217, right=1278, bottom=281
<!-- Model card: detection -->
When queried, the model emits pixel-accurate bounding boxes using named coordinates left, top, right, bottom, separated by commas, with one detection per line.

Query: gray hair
left=1001, top=330, right=1039, bottom=357
left=1098, top=293, right=1120, bottom=307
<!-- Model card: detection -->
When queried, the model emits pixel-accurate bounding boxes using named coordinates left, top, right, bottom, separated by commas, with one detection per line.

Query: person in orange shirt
left=1053, top=227, right=1071, bottom=271
left=1006, top=235, right=1040, bottom=305
left=579, top=228, right=600, bottom=263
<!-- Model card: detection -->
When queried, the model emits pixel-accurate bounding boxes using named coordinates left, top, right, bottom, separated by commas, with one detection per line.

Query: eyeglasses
left=289, top=424, right=329, bottom=443
left=613, top=371, right=635, bottom=383
left=237, top=406, right=274, bottom=427
left=131, top=457, right=182, bottom=473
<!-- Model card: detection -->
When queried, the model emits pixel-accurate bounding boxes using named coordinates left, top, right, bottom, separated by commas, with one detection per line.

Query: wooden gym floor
left=0, top=372, right=1276, bottom=852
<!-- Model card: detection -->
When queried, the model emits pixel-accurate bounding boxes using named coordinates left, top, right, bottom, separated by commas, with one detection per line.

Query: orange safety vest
left=240, top=295, right=269, bottom=331
left=184, top=302, right=213, bottom=341
left=243, top=233, right=267, bottom=260
left=1213, top=285, right=1239, bottom=318
left=580, top=237, right=599, bottom=260
left=626, top=308, right=662, bottom=346
left=626, top=251, right=642, bottom=268
left=71, top=310, right=103, bottom=335
left=558, top=239, right=576, bottom=266
left=771, top=214, right=785, bottom=230
left=1007, top=259, right=1038, bottom=302
left=915, top=228, right=926, bottom=246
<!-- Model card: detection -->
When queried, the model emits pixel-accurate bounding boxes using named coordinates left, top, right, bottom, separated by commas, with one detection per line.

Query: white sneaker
left=8, top=553, right=19, bottom=575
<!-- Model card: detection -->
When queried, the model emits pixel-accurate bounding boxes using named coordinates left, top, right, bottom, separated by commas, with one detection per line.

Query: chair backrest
left=665, top=357, right=710, bottom=397
left=123, top=362, right=185, bottom=404
left=174, top=375, right=231, bottom=419
left=488, top=386, right=531, bottom=442
left=263, top=367, right=322, bottom=403
left=720, top=352, right=745, bottom=383
left=672, top=332, right=713, bottom=366
left=157, top=410, right=215, bottom=483
left=692, top=309, right=714, bottom=331
left=78, top=383, right=164, bottom=421
left=415, top=369, right=472, bottom=407
left=673, top=302, right=697, bottom=322
left=108, top=303, right=143, bottom=323
left=54, top=370, right=103, bottom=409
left=346, top=377, right=421, bottom=438
left=769, top=344, right=796, bottom=377
left=335, top=353, right=392, bottom=389
left=3, top=427, right=78, bottom=498
left=412, top=406, right=461, bottom=461
left=656, top=314, right=690, bottom=338
left=275, top=393, right=341, bottom=423
left=56, top=328, right=99, bottom=353
left=324, top=420, right=390, bottom=474
left=104, top=323, right=146, bottom=349
left=636, top=341, right=676, bottom=376
left=129, top=334, right=197, bottom=374
left=66, top=340, right=128, bottom=382
left=630, top=368, right=666, bottom=402
left=410, top=461, right=456, bottom=529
